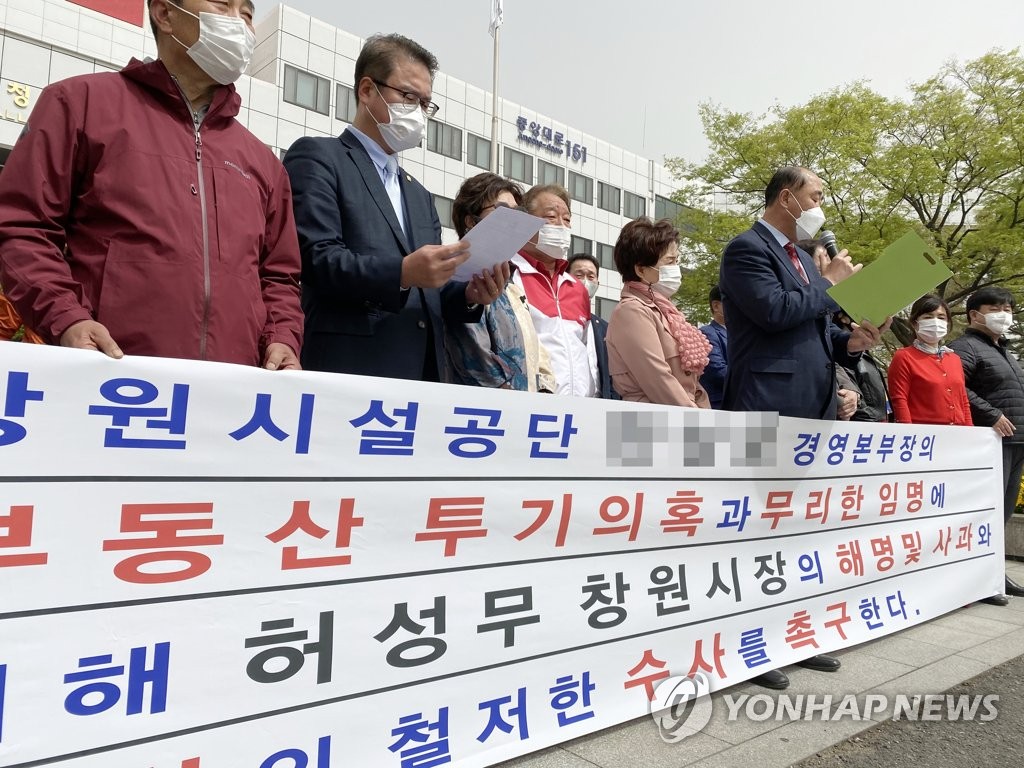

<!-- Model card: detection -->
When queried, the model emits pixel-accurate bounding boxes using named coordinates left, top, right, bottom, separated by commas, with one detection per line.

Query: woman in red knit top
left=888, top=294, right=972, bottom=425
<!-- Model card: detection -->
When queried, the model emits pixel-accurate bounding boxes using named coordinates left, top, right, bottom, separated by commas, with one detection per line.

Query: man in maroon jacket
left=0, top=0, right=303, bottom=370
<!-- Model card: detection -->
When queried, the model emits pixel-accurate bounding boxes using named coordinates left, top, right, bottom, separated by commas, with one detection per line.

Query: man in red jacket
left=0, top=0, right=303, bottom=369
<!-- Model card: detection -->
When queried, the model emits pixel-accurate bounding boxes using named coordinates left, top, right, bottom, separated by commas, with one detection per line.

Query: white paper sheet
left=453, top=205, right=545, bottom=282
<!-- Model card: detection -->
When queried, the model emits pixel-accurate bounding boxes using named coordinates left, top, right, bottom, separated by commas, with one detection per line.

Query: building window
left=596, top=297, right=618, bottom=321
left=655, top=194, right=684, bottom=221
left=597, top=242, right=615, bottom=272
left=568, top=170, right=593, bottom=205
left=336, top=83, right=357, bottom=123
left=433, top=194, right=455, bottom=229
left=504, top=147, right=533, bottom=184
left=467, top=133, right=491, bottom=169
left=623, top=191, right=646, bottom=220
left=283, top=64, right=330, bottom=115
left=427, top=119, right=462, bottom=161
left=537, top=159, right=565, bottom=187
left=598, top=182, right=621, bottom=214
left=570, top=235, right=593, bottom=256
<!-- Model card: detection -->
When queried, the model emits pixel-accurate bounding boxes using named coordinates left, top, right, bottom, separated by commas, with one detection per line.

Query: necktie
left=383, top=156, right=407, bottom=237
left=784, top=241, right=809, bottom=284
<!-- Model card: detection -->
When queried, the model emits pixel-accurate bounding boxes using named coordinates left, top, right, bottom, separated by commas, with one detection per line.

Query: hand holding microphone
left=818, top=230, right=861, bottom=286
left=816, top=230, right=891, bottom=353
left=820, top=230, right=840, bottom=259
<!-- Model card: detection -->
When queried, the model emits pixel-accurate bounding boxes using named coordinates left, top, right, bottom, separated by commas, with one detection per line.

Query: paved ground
left=494, top=560, right=1024, bottom=768
left=795, top=652, right=1024, bottom=768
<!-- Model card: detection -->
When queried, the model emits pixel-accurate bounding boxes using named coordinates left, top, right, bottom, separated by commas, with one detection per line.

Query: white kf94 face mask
left=171, top=6, right=255, bottom=85
left=373, top=97, right=427, bottom=153
left=653, top=264, right=682, bottom=297
left=916, top=318, right=948, bottom=345
left=982, top=311, right=1013, bottom=336
left=786, top=191, right=826, bottom=241
left=535, top=224, right=572, bottom=260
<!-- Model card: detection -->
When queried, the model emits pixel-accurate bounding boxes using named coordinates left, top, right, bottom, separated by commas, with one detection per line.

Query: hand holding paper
left=847, top=316, right=893, bottom=353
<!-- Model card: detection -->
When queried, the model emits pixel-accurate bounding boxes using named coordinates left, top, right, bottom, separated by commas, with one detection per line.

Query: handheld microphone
left=820, top=230, right=840, bottom=259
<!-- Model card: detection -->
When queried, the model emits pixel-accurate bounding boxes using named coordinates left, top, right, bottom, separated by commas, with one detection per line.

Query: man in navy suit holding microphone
left=718, top=166, right=889, bottom=689
left=720, top=166, right=886, bottom=419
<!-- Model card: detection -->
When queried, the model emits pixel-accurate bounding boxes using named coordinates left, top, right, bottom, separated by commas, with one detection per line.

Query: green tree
left=665, top=48, right=1024, bottom=353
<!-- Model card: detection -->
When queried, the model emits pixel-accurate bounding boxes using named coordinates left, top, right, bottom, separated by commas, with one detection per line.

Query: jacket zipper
left=547, top=272, right=575, bottom=394
left=193, top=113, right=211, bottom=361
left=171, top=76, right=212, bottom=361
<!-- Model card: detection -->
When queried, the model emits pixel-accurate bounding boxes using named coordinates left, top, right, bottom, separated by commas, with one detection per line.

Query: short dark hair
left=450, top=173, right=523, bottom=238
left=908, top=293, right=951, bottom=325
left=709, top=284, right=722, bottom=305
left=354, top=34, right=438, bottom=105
left=568, top=253, right=599, bottom=273
left=521, top=184, right=571, bottom=214
left=966, top=286, right=1016, bottom=314
left=613, top=217, right=678, bottom=281
left=765, top=166, right=812, bottom=207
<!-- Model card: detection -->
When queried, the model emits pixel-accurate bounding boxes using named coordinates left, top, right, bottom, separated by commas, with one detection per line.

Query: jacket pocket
left=749, top=357, right=797, bottom=374
left=96, top=241, right=203, bottom=356
left=314, top=306, right=386, bottom=337
left=211, top=163, right=265, bottom=277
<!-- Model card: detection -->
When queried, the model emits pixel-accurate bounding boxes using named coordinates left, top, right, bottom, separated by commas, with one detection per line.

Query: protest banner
left=0, top=344, right=1003, bottom=767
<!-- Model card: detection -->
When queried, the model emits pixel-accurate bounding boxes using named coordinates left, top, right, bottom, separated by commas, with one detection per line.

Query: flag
left=489, top=0, right=504, bottom=36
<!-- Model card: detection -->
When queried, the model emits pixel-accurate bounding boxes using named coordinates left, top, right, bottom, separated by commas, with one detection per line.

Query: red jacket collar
left=120, top=58, right=241, bottom=124
left=517, top=249, right=571, bottom=278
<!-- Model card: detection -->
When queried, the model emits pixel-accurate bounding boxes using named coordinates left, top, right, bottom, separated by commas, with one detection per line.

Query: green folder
left=826, top=230, right=953, bottom=326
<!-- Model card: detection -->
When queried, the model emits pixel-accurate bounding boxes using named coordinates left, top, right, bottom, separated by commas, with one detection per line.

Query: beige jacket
left=506, top=282, right=557, bottom=393
left=606, top=285, right=709, bottom=408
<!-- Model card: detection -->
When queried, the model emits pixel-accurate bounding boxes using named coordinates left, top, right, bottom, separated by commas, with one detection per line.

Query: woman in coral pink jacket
left=605, top=217, right=710, bottom=408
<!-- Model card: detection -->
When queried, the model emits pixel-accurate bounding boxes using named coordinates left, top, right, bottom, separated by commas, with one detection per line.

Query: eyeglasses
left=373, top=80, right=439, bottom=117
left=480, top=201, right=512, bottom=214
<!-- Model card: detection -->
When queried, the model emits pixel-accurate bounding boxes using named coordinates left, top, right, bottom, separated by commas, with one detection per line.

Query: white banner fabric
left=0, top=344, right=1004, bottom=767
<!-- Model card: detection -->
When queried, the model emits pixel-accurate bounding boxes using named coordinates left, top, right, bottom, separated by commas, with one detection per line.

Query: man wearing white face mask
left=717, top=167, right=892, bottom=690
left=0, top=0, right=304, bottom=368
left=512, top=186, right=598, bottom=397
left=568, top=253, right=618, bottom=399
left=719, top=166, right=890, bottom=421
left=950, top=287, right=1024, bottom=601
left=284, top=34, right=506, bottom=380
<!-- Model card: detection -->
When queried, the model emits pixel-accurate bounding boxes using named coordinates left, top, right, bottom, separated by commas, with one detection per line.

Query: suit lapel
left=753, top=220, right=805, bottom=285
left=399, top=170, right=429, bottom=250
left=340, top=129, right=409, bottom=255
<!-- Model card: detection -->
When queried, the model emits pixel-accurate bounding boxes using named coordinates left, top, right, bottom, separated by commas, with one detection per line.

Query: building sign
left=67, top=0, right=145, bottom=27
left=517, top=116, right=588, bottom=164
left=1, top=81, right=33, bottom=124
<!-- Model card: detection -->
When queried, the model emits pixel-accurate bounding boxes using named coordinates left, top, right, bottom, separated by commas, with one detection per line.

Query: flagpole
left=488, top=20, right=501, bottom=172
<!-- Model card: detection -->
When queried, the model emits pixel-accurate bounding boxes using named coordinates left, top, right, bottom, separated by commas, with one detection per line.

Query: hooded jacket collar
left=119, top=57, right=240, bottom=125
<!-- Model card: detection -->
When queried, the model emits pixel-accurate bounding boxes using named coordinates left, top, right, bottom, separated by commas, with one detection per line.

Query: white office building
left=0, top=0, right=686, bottom=318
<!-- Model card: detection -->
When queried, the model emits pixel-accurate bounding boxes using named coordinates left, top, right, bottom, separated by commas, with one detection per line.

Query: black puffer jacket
left=848, top=352, right=890, bottom=423
left=948, top=328, right=1024, bottom=443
